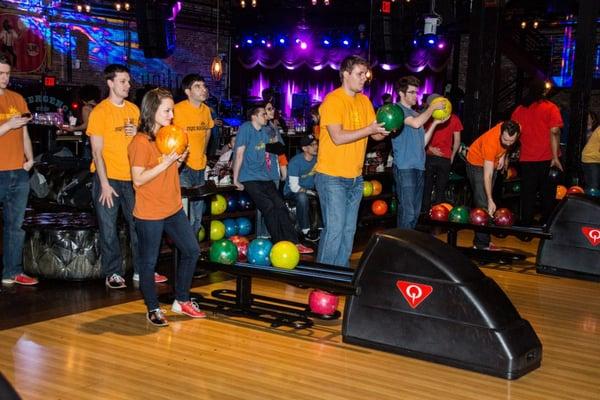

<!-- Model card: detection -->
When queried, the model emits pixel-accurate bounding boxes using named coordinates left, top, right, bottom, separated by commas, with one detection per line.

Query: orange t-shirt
left=466, top=123, right=506, bottom=167
left=0, top=89, right=29, bottom=171
left=87, top=99, right=140, bottom=181
left=173, top=100, right=214, bottom=171
left=316, top=87, right=375, bottom=178
left=128, top=133, right=182, bottom=220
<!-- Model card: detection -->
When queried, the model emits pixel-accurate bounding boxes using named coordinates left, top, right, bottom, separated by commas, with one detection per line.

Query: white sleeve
left=289, top=176, right=301, bottom=193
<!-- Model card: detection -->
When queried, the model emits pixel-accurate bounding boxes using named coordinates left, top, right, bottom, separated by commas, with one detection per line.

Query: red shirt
left=425, top=114, right=463, bottom=159
left=511, top=100, right=563, bottom=162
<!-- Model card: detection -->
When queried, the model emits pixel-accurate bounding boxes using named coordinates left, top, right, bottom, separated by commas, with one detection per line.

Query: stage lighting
left=279, top=37, right=286, bottom=44
left=300, top=41, right=307, bottom=50
left=342, top=39, right=350, bottom=47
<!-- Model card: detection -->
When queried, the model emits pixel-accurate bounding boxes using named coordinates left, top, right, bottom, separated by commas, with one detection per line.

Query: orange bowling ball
left=556, top=185, right=567, bottom=200
left=156, top=125, right=188, bottom=155
left=438, top=203, right=454, bottom=212
left=371, top=200, right=388, bottom=216
left=371, top=180, right=383, bottom=196
left=567, top=185, right=584, bottom=195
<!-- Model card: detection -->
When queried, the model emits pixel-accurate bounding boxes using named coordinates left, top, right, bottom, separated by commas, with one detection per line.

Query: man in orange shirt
left=88, top=64, right=167, bottom=289
left=465, top=121, right=520, bottom=249
left=0, top=55, right=38, bottom=286
left=316, top=55, right=388, bottom=266
left=173, top=74, right=214, bottom=236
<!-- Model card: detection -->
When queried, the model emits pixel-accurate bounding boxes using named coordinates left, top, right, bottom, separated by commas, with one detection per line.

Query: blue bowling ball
left=222, top=218, right=239, bottom=238
left=225, top=193, right=238, bottom=213
left=247, top=238, right=272, bottom=266
left=237, top=192, right=254, bottom=210
left=586, top=187, right=600, bottom=198
left=236, top=217, right=253, bottom=236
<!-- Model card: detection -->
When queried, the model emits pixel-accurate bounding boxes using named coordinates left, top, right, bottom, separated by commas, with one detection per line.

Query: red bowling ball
left=308, top=289, right=339, bottom=316
left=429, top=204, right=450, bottom=221
left=229, top=235, right=250, bottom=261
left=493, top=208, right=514, bottom=227
left=567, top=185, right=584, bottom=195
left=469, top=208, right=490, bottom=226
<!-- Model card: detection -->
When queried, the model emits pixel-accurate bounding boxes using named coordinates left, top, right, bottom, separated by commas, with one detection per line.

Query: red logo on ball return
left=582, top=227, right=600, bottom=246
left=396, top=281, right=433, bottom=309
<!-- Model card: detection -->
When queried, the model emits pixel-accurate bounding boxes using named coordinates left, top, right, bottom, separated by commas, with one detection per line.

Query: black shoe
left=193, top=269, right=209, bottom=279
left=147, top=309, right=169, bottom=327
left=304, top=229, right=320, bottom=243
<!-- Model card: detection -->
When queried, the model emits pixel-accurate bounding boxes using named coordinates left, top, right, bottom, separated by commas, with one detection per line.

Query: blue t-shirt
left=284, top=153, right=317, bottom=196
left=234, top=121, right=280, bottom=182
left=391, top=103, right=426, bottom=170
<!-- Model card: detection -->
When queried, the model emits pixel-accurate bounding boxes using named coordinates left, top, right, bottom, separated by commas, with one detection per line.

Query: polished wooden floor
left=1, top=232, right=599, bottom=400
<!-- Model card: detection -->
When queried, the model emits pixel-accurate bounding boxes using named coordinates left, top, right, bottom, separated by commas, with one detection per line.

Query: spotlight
left=84, top=4, right=91, bottom=12
left=342, top=39, right=350, bottom=46
left=295, top=38, right=301, bottom=44
left=279, top=37, right=286, bottom=44
left=75, top=3, right=83, bottom=12
left=520, top=21, right=527, bottom=29
left=322, top=38, right=330, bottom=46
left=251, top=0, right=257, bottom=7
left=245, top=38, right=253, bottom=45
left=324, top=0, right=329, bottom=5
left=533, top=21, right=539, bottom=29
left=312, top=0, right=317, bottom=4
left=260, top=39, right=266, bottom=45
left=544, top=81, right=552, bottom=90
left=240, top=0, right=245, bottom=8
left=115, top=2, right=122, bottom=11
left=124, top=2, right=131, bottom=10
left=300, top=41, right=307, bottom=50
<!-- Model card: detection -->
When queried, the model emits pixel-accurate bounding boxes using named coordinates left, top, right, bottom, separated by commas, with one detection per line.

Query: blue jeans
left=285, top=191, right=310, bottom=231
left=0, top=169, right=29, bottom=279
left=393, top=167, right=424, bottom=229
left=583, top=163, right=600, bottom=190
left=92, top=175, right=140, bottom=276
left=315, top=173, right=362, bottom=267
left=179, top=165, right=205, bottom=235
left=136, top=209, right=200, bottom=311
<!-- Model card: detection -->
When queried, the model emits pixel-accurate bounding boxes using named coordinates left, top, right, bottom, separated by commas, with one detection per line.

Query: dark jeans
left=285, top=191, right=318, bottom=231
left=136, top=209, right=199, bottom=311
left=393, top=167, right=424, bottom=229
left=465, top=162, right=496, bottom=248
left=0, top=169, right=29, bottom=278
left=422, top=155, right=452, bottom=211
left=519, top=161, right=555, bottom=225
left=179, top=165, right=205, bottom=236
left=243, top=180, right=298, bottom=243
left=92, top=174, right=140, bottom=277
left=582, top=163, right=600, bottom=189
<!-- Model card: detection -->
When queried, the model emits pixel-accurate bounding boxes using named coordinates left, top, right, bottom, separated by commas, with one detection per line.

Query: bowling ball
left=156, top=125, right=188, bottom=155
left=237, top=192, right=253, bottom=210
left=211, top=194, right=227, bottom=215
left=511, top=182, right=521, bottom=193
left=224, top=193, right=238, bottom=213
left=430, top=97, right=452, bottom=120
left=371, top=200, right=388, bottom=216
left=209, top=220, right=226, bottom=241
left=389, top=197, right=398, bottom=214
left=229, top=235, right=250, bottom=261
left=236, top=217, right=253, bottom=236
left=493, top=208, right=514, bottom=226
left=548, top=167, right=562, bottom=182
left=371, top=180, right=383, bottom=196
left=363, top=181, right=373, bottom=197
left=567, top=185, right=584, bottom=195
left=439, top=202, right=453, bottom=212
left=197, top=224, right=206, bottom=242
left=429, top=204, right=449, bottom=221
left=506, top=166, right=518, bottom=179
left=556, top=185, right=567, bottom=200
left=448, top=205, right=470, bottom=223
left=270, top=240, right=300, bottom=270
left=222, top=218, right=239, bottom=238
left=308, top=289, right=339, bottom=315
left=376, top=104, right=405, bottom=132
left=586, top=187, right=600, bottom=198
left=209, top=239, right=238, bottom=265
left=469, top=207, right=490, bottom=226
left=247, top=238, right=273, bottom=266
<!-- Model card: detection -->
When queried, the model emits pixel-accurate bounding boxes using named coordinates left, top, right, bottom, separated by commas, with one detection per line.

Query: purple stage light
left=381, top=64, right=392, bottom=71
left=300, top=41, right=308, bottom=50
left=437, top=42, right=445, bottom=49
left=279, top=38, right=286, bottom=44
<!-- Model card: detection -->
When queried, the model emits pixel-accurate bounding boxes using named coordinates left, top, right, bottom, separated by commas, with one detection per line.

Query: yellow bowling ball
left=211, top=194, right=227, bottom=215
left=210, top=220, right=226, bottom=241
left=270, top=241, right=300, bottom=269
left=363, top=181, right=374, bottom=197
left=431, top=97, right=452, bottom=120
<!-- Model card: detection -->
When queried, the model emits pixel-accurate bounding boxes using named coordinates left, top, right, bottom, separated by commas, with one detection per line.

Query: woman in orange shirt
left=128, top=88, right=204, bottom=327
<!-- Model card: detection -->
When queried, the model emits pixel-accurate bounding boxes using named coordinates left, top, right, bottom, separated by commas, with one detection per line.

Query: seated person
left=283, top=134, right=320, bottom=242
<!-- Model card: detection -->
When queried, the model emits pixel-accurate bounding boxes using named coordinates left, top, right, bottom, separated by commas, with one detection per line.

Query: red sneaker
left=296, top=244, right=314, bottom=254
left=10, top=273, right=39, bottom=286
left=153, top=273, right=168, bottom=283
left=171, top=300, right=206, bottom=318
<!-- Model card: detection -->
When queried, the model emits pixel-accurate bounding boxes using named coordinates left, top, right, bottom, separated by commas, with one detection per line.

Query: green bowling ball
left=197, top=225, right=206, bottom=242
left=376, top=104, right=404, bottom=133
left=209, top=239, right=238, bottom=265
left=389, top=197, right=398, bottom=214
left=512, top=182, right=521, bottom=193
left=448, top=205, right=470, bottom=224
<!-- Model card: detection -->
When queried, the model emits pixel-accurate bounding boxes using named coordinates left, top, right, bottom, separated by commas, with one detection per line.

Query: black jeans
left=519, top=160, right=555, bottom=225
left=466, top=162, right=496, bottom=248
left=243, top=180, right=299, bottom=243
left=582, top=163, right=600, bottom=190
left=422, top=155, right=452, bottom=211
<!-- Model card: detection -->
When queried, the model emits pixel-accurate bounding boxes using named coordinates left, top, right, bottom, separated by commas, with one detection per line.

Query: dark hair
left=246, top=103, right=266, bottom=120
left=381, top=93, right=392, bottom=103
left=103, top=64, right=129, bottom=81
left=181, top=74, right=204, bottom=91
left=0, top=54, right=11, bottom=67
left=521, top=79, right=546, bottom=107
left=79, top=85, right=101, bottom=103
left=396, top=76, right=421, bottom=94
left=501, top=120, right=521, bottom=137
left=139, top=88, right=173, bottom=137
left=339, top=55, right=369, bottom=81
